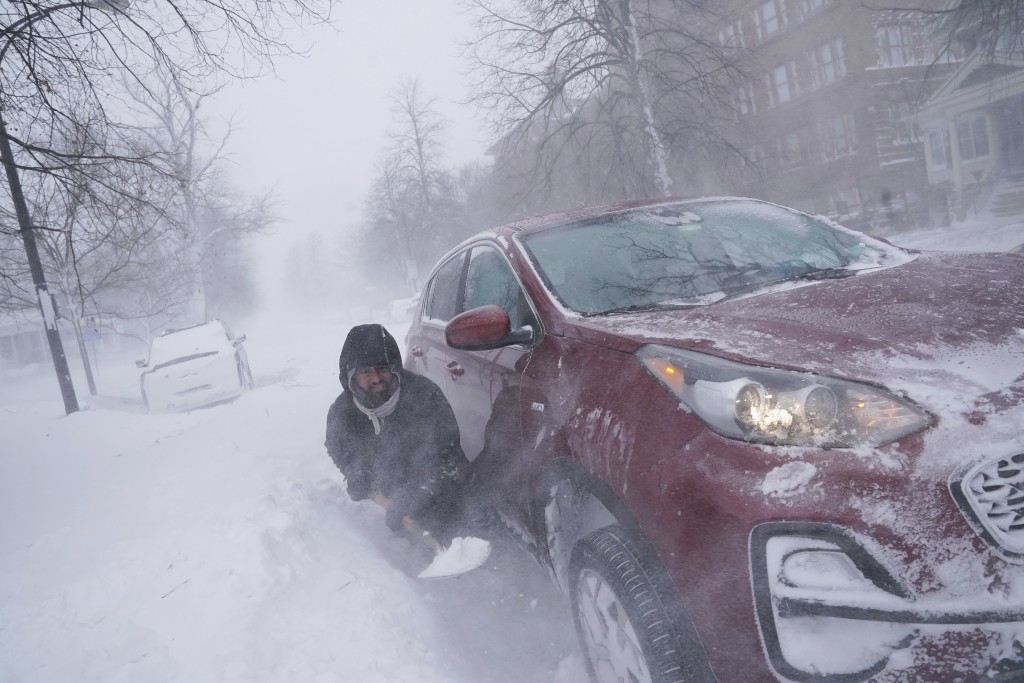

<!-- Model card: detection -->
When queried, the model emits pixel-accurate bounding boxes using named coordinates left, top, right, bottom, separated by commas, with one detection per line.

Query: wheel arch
left=538, top=456, right=659, bottom=593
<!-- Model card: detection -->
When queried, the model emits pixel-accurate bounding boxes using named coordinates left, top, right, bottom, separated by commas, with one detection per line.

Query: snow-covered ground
left=1, top=213, right=1021, bottom=683
left=0, top=314, right=587, bottom=683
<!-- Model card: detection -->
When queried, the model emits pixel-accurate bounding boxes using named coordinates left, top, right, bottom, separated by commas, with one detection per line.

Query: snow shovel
left=374, top=496, right=491, bottom=579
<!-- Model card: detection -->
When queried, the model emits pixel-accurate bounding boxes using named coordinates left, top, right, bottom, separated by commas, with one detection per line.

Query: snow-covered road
left=0, top=315, right=586, bottom=683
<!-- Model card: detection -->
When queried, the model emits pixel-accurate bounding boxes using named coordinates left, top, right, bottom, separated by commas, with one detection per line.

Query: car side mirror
left=233, top=334, right=247, bottom=344
left=446, top=304, right=535, bottom=351
left=136, top=359, right=148, bottom=368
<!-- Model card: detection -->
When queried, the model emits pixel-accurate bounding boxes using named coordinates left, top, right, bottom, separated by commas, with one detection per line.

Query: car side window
left=426, top=254, right=465, bottom=322
left=464, top=246, right=527, bottom=330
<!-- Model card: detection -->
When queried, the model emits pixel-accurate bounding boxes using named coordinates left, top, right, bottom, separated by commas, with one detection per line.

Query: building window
left=821, top=113, right=857, bottom=159
left=735, top=82, right=756, bottom=116
left=718, top=19, right=745, bottom=48
left=803, top=0, right=829, bottom=14
left=928, top=128, right=951, bottom=169
left=752, top=0, right=785, bottom=42
left=876, top=23, right=934, bottom=67
left=767, top=62, right=798, bottom=106
left=809, top=39, right=846, bottom=88
left=884, top=101, right=918, bottom=145
left=957, top=114, right=990, bottom=160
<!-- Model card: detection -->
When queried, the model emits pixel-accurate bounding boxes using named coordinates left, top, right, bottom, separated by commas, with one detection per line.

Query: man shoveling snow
left=325, top=324, right=493, bottom=578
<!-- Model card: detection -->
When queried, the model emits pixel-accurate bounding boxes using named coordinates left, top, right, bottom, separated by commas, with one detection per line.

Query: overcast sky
left=209, top=0, right=487, bottom=283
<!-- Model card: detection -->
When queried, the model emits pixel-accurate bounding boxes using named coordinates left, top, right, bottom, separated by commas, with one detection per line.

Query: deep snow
left=1, top=214, right=1021, bottom=682
left=0, top=316, right=587, bottom=683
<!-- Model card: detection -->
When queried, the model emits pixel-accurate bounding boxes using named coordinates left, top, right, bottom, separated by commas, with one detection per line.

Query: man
left=325, top=323, right=470, bottom=545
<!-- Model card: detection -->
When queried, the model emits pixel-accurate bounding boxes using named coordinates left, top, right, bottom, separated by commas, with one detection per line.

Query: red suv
left=405, top=197, right=1024, bottom=682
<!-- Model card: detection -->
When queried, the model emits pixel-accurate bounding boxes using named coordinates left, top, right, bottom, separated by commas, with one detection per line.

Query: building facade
left=709, top=0, right=957, bottom=233
left=916, top=49, right=1024, bottom=220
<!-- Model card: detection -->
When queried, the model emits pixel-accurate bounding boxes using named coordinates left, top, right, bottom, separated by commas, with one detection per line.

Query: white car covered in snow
left=137, top=320, right=254, bottom=412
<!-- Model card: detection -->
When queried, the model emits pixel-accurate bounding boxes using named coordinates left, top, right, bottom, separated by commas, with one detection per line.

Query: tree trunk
left=621, top=0, right=674, bottom=197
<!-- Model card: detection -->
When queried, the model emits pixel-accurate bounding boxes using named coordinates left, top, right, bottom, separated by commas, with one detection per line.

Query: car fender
left=538, top=456, right=717, bottom=677
left=537, top=457, right=665, bottom=595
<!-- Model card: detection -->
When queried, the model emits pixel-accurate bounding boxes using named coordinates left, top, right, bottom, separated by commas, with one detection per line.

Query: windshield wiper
left=593, top=295, right=722, bottom=317
left=716, top=265, right=861, bottom=301
left=793, top=267, right=858, bottom=281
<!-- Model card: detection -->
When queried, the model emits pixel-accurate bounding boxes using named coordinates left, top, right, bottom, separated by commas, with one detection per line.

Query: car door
left=439, top=243, right=530, bottom=461
left=452, top=244, right=553, bottom=541
left=406, top=251, right=466, bottom=414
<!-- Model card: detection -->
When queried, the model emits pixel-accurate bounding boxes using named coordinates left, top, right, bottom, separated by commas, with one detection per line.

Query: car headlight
left=636, top=345, right=931, bottom=447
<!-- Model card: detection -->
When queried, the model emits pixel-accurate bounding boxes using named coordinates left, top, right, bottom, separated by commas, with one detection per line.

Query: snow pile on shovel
left=418, top=537, right=491, bottom=579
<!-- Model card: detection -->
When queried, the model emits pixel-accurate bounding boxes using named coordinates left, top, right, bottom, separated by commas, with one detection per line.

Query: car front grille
left=952, top=453, right=1024, bottom=563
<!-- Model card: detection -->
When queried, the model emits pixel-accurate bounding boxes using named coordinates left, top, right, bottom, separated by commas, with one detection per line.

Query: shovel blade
left=417, top=536, right=492, bottom=579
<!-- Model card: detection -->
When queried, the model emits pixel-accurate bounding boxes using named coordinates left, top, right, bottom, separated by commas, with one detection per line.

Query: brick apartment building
left=709, top=0, right=958, bottom=233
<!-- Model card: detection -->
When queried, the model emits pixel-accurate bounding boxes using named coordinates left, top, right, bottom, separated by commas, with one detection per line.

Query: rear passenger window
left=426, top=254, right=464, bottom=322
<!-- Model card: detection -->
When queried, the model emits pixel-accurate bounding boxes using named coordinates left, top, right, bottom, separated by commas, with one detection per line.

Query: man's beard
left=352, top=375, right=400, bottom=409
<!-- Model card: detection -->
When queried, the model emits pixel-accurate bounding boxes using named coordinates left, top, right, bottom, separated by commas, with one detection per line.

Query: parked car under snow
left=137, top=320, right=254, bottom=412
left=406, top=197, right=1024, bottom=682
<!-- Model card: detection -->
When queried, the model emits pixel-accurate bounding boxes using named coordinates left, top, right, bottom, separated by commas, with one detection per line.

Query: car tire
left=570, top=525, right=713, bottom=683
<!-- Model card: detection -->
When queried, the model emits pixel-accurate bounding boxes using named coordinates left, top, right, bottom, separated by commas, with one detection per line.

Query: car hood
left=569, top=251, right=1024, bottom=416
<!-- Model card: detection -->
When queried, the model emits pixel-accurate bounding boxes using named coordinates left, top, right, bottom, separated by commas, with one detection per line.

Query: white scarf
left=351, top=377, right=401, bottom=435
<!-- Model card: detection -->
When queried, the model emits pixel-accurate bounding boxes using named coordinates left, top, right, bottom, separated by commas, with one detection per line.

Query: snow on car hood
left=573, top=251, right=1024, bottom=421
left=571, top=251, right=1024, bottom=606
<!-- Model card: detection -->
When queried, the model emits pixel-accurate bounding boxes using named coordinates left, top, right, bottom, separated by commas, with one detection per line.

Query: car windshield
left=149, top=321, right=231, bottom=365
left=520, top=199, right=893, bottom=316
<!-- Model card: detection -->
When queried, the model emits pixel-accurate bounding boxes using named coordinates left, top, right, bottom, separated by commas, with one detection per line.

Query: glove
left=385, top=487, right=433, bottom=532
left=385, top=501, right=410, bottom=532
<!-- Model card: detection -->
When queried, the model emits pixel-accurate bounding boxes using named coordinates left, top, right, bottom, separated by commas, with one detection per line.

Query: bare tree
left=359, top=78, right=459, bottom=292
left=0, top=0, right=335, bottom=412
left=466, top=0, right=734, bottom=206
left=126, top=71, right=274, bottom=320
left=23, top=129, right=194, bottom=393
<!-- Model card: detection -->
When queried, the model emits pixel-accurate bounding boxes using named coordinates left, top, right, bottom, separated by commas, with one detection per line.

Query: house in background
left=916, top=49, right=1024, bottom=220
left=0, top=309, right=140, bottom=376
left=0, top=310, right=55, bottom=370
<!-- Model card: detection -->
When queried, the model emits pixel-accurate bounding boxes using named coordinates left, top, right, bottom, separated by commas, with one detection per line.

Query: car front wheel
left=570, top=525, right=708, bottom=683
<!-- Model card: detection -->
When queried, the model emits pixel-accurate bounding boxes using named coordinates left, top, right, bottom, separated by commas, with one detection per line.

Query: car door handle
left=445, top=361, right=464, bottom=377
left=410, top=346, right=424, bottom=358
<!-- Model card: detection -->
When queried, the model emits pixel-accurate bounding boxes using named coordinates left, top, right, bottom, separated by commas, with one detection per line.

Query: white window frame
left=752, top=0, right=785, bottom=42
left=718, top=19, right=745, bottom=48
left=768, top=61, right=798, bottom=106
left=876, top=23, right=933, bottom=68
left=957, top=114, right=990, bottom=161
left=928, top=128, right=951, bottom=169
left=822, top=113, right=857, bottom=159
left=812, top=39, right=845, bottom=86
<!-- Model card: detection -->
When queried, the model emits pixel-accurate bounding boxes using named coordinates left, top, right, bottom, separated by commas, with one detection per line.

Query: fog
left=2, top=0, right=1024, bottom=681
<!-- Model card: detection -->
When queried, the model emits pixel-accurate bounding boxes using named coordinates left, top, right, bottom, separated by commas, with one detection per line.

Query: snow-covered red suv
left=405, top=197, right=1024, bottom=682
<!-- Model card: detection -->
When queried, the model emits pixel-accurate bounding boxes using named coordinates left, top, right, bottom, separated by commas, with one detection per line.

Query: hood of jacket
left=339, top=324, right=403, bottom=376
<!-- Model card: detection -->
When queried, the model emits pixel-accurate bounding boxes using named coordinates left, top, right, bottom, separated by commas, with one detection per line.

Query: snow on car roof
left=149, top=320, right=232, bottom=365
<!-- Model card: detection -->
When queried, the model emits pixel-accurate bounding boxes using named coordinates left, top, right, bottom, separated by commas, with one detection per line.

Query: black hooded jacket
left=325, top=324, right=468, bottom=522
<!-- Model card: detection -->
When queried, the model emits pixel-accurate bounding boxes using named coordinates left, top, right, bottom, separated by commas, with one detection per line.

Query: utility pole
left=0, top=1, right=120, bottom=416
left=0, top=116, right=79, bottom=414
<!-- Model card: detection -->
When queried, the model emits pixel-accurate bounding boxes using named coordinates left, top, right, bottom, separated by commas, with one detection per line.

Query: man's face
left=351, top=365, right=399, bottom=407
